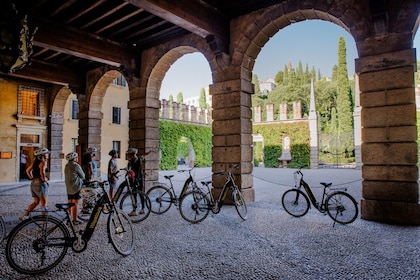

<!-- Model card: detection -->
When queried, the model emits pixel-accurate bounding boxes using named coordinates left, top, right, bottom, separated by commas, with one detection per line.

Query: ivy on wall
left=253, top=122, right=310, bottom=168
left=159, top=120, right=310, bottom=170
left=159, top=120, right=212, bottom=170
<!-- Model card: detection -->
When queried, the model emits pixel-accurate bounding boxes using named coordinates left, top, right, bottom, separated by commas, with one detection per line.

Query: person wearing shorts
left=20, top=147, right=50, bottom=221
left=64, top=152, right=85, bottom=225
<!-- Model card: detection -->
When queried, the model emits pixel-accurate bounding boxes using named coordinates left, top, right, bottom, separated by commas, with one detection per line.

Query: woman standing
left=64, top=152, right=85, bottom=225
left=20, top=147, right=50, bottom=220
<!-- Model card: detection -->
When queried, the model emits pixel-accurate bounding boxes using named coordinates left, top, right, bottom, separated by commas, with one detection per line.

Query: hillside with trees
left=252, top=36, right=355, bottom=164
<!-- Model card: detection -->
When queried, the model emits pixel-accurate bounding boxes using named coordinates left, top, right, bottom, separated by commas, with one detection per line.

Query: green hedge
left=253, top=122, right=310, bottom=168
left=159, top=120, right=310, bottom=170
left=159, top=120, right=212, bottom=170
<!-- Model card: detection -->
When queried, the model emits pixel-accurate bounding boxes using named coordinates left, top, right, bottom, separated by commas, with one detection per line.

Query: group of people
left=20, top=146, right=152, bottom=225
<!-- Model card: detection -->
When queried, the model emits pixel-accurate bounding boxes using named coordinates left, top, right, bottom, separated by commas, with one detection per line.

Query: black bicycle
left=5, top=180, right=134, bottom=275
left=0, top=215, right=5, bottom=243
left=281, top=167, right=358, bottom=225
left=179, top=164, right=247, bottom=223
left=79, top=168, right=151, bottom=223
left=147, top=165, right=199, bottom=214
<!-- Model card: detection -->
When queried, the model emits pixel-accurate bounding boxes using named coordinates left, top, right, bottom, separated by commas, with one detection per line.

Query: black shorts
left=68, top=191, right=81, bottom=200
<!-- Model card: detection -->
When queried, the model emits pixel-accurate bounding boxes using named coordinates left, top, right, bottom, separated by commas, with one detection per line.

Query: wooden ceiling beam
left=31, top=17, right=139, bottom=74
left=126, top=0, right=229, bottom=53
left=10, top=60, right=85, bottom=94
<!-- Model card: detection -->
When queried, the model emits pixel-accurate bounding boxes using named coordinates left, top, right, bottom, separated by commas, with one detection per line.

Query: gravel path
left=0, top=167, right=419, bottom=279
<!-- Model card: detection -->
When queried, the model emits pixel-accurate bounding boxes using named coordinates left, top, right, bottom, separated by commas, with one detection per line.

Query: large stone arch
left=227, top=1, right=419, bottom=224
left=135, top=33, right=218, bottom=188
left=80, top=67, right=123, bottom=166
left=50, top=86, right=72, bottom=180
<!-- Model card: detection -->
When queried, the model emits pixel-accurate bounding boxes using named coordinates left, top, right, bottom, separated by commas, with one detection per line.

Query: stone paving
left=0, top=167, right=419, bottom=279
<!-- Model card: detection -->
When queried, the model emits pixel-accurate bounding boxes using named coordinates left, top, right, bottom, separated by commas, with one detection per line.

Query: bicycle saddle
left=55, top=203, right=75, bottom=210
left=164, top=175, right=174, bottom=179
left=320, top=182, right=332, bottom=187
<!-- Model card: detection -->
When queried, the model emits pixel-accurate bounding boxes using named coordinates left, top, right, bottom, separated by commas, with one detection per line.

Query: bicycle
left=179, top=164, right=247, bottom=223
left=281, top=167, right=358, bottom=226
left=79, top=168, right=151, bottom=223
left=0, top=216, right=5, bottom=243
left=147, top=165, right=199, bottom=214
left=5, top=180, right=134, bottom=275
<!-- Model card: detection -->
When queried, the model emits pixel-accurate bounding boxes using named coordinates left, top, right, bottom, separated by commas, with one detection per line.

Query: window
left=112, top=141, right=121, bottom=157
left=112, top=75, right=126, bottom=87
left=71, top=138, right=79, bottom=152
left=112, top=106, right=121, bottom=124
left=18, top=86, right=44, bottom=117
left=71, top=100, right=79, bottom=120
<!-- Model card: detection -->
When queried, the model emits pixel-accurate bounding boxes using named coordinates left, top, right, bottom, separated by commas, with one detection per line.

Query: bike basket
left=80, top=187, right=100, bottom=203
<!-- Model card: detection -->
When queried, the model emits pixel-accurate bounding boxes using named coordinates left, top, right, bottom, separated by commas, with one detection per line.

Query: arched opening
left=252, top=20, right=358, bottom=169
left=155, top=49, right=213, bottom=171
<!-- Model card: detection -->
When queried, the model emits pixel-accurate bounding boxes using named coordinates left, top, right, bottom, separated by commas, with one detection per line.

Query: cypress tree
left=336, top=36, right=353, bottom=135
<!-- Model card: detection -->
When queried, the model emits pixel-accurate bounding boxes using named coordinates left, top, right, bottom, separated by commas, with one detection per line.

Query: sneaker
left=139, top=209, right=145, bottom=214
left=128, top=210, right=137, bottom=216
left=81, top=209, right=91, bottom=215
left=19, top=216, right=28, bottom=221
left=72, top=219, right=83, bottom=225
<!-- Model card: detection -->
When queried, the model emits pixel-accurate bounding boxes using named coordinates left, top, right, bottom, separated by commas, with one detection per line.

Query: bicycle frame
left=202, top=167, right=237, bottom=213
left=296, top=171, right=332, bottom=212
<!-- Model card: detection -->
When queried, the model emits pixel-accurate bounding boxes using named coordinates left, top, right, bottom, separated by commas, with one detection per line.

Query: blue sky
left=160, top=20, right=420, bottom=100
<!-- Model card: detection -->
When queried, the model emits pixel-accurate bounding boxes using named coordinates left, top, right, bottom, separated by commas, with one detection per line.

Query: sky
left=160, top=20, right=420, bottom=100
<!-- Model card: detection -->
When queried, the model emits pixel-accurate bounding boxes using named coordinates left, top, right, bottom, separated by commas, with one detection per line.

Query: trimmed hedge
left=159, top=120, right=212, bottom=170
left=253, top=122, right=310, bottom=168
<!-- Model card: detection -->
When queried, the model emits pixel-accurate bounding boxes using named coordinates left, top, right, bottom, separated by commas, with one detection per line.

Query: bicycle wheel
left=179, top=190, right=210, bottom=224
left=108, top=209, right=134, bottom=256
left=281, top=189, right=310, bottom=217
left=0, top=216, right=5, bottom=243
left=6, top=215, right=70, bottom=275
left=119, top=190, right=151, bottom=223
left=325, top=191, right=358, bottom=224
left=232, top=187, right=248, bottom=220
left=147, top=185, right=173, bottom=214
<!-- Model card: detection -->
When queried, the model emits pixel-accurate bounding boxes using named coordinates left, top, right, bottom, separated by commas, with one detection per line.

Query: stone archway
left=134, top=34, right=217, bottom=189
left=227, top=2, right=419, bottom=224
left=50, top=86, right=73, bottom=180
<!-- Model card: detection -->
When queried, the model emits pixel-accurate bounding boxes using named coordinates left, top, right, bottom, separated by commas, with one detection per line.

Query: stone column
left=161, top=99, right=169, bottom=119
left=293, top=101, right=302, bottom=119
left=266, top=104, right=274, bottom=121
left=173, top=102, right=180, bottom=121
left=279, top=103, right=287, bottom=120
left=210, top=77, right=255, bottom=203
left=190, top=106, right=197, bottom=123
left=49, top=111, right=64, bottom=180
left=127, top=76, right=160, bottom=189
left=182, top=104, right=189, bottom=122
left=254, top=106, right=262, bottom=123
left=356, top=48, right=420, bottom=225
left=308, top=79, right=318, bottom=169
left=353, top=75, right=362, bottom=169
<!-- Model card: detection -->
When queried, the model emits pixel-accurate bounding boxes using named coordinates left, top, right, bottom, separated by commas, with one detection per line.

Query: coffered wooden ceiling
left=4, top=0, right=388, bottom=92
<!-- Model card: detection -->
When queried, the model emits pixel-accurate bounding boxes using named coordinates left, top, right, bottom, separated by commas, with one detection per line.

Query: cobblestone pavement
left=0, top=167, right=419, bottom=279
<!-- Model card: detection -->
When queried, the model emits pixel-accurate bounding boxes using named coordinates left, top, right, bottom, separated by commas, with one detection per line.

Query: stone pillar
left=182, top=104, right=189, bottom=122
left=308, top=79, right=318, bottom=169
left=210, top=77, right=255, bottom=203
left=173, top=102, right=180, bottom=120
left=353, top=75, right=362, bottom=169
left=279, top=103, right=287, bottom=120
left=127, top=76, right=160, bottom=190
left=161, top=99, right=169, bottom=119
left=266, top=104, right=274, bottom=121
left=254, top=106, right=262, bottom=122
left=49, top=111, right=64, bottom=180
left=356, top=48, right=420, bottom=225
left=293, top=101, right=302, bottom=119
left=190, top=106, right=197, bottom=123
